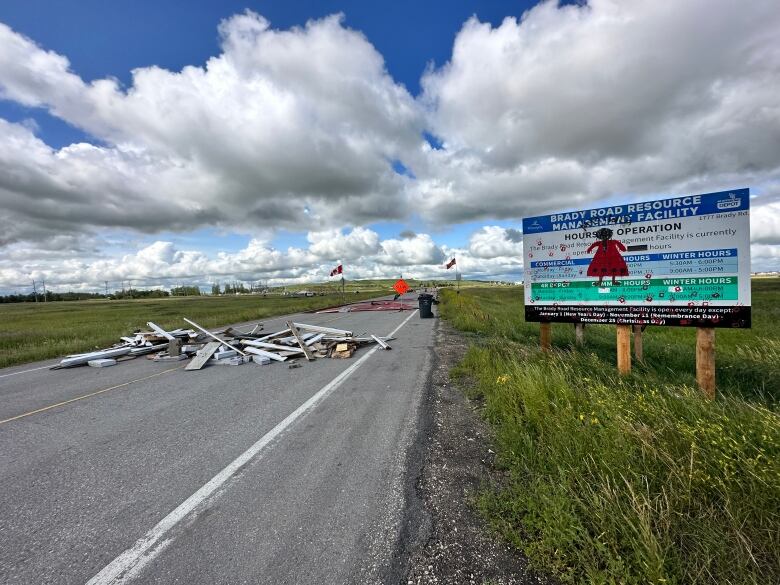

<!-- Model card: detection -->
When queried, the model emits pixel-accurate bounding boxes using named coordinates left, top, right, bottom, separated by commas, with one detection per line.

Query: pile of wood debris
left=52, top=318, right=392, bottom=371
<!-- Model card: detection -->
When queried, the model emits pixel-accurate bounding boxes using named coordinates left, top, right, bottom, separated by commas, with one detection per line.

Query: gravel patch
left=403, top=321, right=552, bottom=585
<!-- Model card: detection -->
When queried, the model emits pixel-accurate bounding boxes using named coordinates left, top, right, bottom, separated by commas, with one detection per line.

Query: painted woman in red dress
left=587, top=227, right=628, bottom=285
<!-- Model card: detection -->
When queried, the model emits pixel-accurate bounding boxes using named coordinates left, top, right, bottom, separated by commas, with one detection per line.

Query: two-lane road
left=0, top=295, right=434, bottom=584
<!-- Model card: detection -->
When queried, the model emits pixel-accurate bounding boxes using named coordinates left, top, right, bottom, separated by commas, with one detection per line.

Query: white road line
left=0, top=364, right=52, bottom=379
left=85, top=309, right=419, bottom=585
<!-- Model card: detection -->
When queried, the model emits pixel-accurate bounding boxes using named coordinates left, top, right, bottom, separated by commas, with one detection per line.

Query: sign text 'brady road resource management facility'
left=522, top=189, right=751, bottom=328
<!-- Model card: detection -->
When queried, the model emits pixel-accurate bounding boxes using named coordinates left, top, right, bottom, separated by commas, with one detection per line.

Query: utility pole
left=32, top=280, right=38, bottom=302
left=105, top=281, right=109, bottom=297
left=42, top=279, right=47, bottom=302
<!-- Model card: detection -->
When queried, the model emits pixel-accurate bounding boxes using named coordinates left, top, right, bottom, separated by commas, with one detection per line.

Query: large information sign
left=522, top=189, right=751, bottom=328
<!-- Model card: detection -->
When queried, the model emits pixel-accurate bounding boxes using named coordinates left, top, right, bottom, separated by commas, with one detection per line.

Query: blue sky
left=0, top=0, right=777, bottom=292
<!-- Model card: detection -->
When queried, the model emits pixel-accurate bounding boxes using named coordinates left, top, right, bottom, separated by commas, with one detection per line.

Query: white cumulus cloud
left=1, top=1, right=780, bottom=288
left=0, top=12, right=423, bottom=244
left=418, top=0, right=780, bottom=222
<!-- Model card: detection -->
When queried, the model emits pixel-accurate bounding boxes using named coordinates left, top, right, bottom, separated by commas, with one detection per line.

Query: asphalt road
left=0, top=293, right=435, bottom=584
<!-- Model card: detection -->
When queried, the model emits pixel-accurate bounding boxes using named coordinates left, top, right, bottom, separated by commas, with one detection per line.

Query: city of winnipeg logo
left=526, top=220, right=543, bottom=231
left=716, top=193, right=742, bottom=210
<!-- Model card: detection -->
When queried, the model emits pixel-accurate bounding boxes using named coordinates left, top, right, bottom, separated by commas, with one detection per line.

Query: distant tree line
left=114, top=288, right=173, bottom=299
left=212, top=282, right=264, bottom=295
left=0, top=291, right=106, bottom=303
left=169, top=286, right=201, bottom=297
left=0, top=288, right=179, bottom=303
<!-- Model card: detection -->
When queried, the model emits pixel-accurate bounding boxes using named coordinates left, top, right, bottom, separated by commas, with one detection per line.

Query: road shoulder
left=404, top=320, right=549, bottom=585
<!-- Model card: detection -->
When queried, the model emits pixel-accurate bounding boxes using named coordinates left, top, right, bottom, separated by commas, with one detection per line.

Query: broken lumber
left=371, top=335, right=391, bottom=350
left=185, top=341, right=222, bottom=371
left=292, top=322, right=352, bottom=336
left=304, top=333, right=325, bottom=346
left=56, top=347, right=132, bottom=368
left=244, top=347, right=287, bottom=362
left=286, top=321, right=314, bottom=361
left=88, top=358, right=117, bottom=368
left=255, top=328, right=291, bottom=342
left=147, top=321, right=176, bottom=341
left=183, top=317, right=247, bottom=356
left=130, top=343, right=167, bottom=356
left=242, top=339, right=304, bottom=353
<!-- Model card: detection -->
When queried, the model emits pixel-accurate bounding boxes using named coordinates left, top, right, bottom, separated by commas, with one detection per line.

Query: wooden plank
left=286, top=321, right=315, bottom=361
left=183, top=317, right=247, bottom=356
left=244, top=347, right=287, bottom=362
left=185, top=341, right=221, bottom=371
left=371, top=335, right=391, bottom=350
left=617, top=325, right=631, bottom=375
left=292, top=322, right=352, bottom=336
left=696, top=327, right=716, bottom=399
left=540, top=322, right=551, bottom=352
left=147, top=321, right=176, bottom=341
left=242, top=339, right=304, bottom=353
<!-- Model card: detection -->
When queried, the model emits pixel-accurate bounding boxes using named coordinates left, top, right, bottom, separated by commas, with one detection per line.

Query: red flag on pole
left=337, top=264, right=343, bottom=274
left=445, top=258, right=456, bottom=269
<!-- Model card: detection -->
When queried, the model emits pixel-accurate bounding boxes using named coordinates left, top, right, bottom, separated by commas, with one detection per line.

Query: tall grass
left=440, top=282, right=780, bottom=584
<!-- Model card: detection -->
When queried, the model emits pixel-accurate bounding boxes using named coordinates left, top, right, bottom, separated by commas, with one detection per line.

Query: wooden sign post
left=540, top=322, right=551, bottom=352
left=696, top=327, right=716, bottom=399
left=632, top=325, right=644, bottom=363
left=616, top=325, right=631, bottom=375
left=574, top=323, right=585, bottom=347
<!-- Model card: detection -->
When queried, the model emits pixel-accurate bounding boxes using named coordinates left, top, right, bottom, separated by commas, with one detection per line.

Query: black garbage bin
left=418, top=293, right=434, bottom=318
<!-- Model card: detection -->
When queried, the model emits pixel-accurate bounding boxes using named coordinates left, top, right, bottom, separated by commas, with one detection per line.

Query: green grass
left=439, top=280, right=780, bottom=585
left=0, top=292, right=380, bottom=368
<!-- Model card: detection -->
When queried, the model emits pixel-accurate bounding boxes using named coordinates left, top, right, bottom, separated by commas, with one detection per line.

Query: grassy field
left=0, top=291, right=382, bottom=368
left=439, top=280, right=780, bottom=585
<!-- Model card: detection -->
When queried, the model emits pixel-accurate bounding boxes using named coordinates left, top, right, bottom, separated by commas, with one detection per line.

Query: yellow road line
left=0, top=365, right=185, bottom=426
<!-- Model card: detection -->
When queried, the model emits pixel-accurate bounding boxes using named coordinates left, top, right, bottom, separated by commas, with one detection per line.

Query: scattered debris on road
left=314, top=300, right=416, bottom=313
left=87, top=358, right=117, bottom=368
left=51, top=316, right=394, bottom=371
